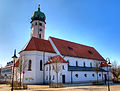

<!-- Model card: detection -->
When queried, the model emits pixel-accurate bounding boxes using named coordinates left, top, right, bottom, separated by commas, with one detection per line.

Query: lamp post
left=106, top=58, right=111, bottom=91
left=11, top=49, right=18, bottom=91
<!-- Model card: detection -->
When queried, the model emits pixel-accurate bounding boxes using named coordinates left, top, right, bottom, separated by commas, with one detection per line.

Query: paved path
left=0, top=84, right=120, bottom=91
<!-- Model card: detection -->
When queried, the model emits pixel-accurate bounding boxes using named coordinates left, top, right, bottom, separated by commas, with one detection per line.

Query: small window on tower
left=39, top=23, right=42, bottom=26
left=39, top=28, right=42, bottom=32
left=35, top=22, right=37, bottom=25
left=39, top=34, right=41, bottom=38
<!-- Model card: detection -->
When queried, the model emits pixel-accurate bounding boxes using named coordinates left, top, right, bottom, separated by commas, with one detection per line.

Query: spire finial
left=12, top=49, right=18, bottom=59
left=38, top=4, right=40, bottom=11
left=38, top=4, right=40, bottom=8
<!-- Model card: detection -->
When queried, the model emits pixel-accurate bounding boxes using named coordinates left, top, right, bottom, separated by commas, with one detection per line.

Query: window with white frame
left=75, top=74, right=78, bottom=78
left=49, top=65, right=51, bottom=71
left=84, top=74, right=87, bottom=77
left=76, top=61, right=78, bottom=66
left=62, top=65, right=65, bottom=70
left=92, top=74, right=94, bottom=77
left=90, top=62, right=92, bottom=67
left=52, top=75, right=55, bottom=80
left=46, top=76, right=48, bottom=80
left=28, top=60, right=32, bottom=71
left=99, top=74, right=101, bottom=77
left=83, top=62, right=85, bottom=67
left=52, top=65, right=54, bottom=70
left=40, top=60, right=42, bottom=70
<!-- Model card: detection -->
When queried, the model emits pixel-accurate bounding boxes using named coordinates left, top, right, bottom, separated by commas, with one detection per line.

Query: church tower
left=31, top=4, right=46, bottom=39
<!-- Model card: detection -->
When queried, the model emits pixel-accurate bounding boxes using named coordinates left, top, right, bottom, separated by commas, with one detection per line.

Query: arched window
left=39, top=34, right=41, bottom=38
left=76, top=61, right=78, bottom=66
left=83, top=62, right=85, bottom=67
left=75, top=74, right=78, bottom=78
left=40, top=60, right=42, bottom=71
left=84, top=74, right=87, bottom=77
left=28, top=60, right=32, bottom=71
left=35, top=22, right=37, bottom=25
left=62, top=65, right=65, bottom=70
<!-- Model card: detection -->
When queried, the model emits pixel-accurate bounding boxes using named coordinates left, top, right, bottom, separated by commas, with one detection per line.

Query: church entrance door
left=62, top=75, right=65, bottom=83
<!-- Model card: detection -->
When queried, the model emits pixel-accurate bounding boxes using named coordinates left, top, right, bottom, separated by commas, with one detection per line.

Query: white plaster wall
left=45, top=63, right=108, bottom=84
left=20, top=50, right=110, bottom=84
left=64, top=56, right=102, bottom=67
left=31, top=20, right=45, bottom=39
left=45, top=63, right=71, bottom=84
left=20, top=51, right=57, bottom=84
left=72, top=71, right=103, bottom=83
left=20, top=51, right=38, bottom=84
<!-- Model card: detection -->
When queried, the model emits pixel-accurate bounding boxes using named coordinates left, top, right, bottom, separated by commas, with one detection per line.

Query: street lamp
left=11, top=49, right=18, bottom=91
left=106, top=58, right=111, bottom=91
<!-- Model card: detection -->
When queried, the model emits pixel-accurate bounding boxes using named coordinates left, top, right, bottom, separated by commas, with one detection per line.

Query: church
left=19, top=5, right=112, bottom=84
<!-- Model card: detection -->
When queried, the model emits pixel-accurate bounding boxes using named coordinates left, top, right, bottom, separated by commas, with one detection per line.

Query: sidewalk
left=0, top=83, right=120, bottom=91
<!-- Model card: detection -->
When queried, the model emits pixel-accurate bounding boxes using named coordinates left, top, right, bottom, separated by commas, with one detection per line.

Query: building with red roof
left=17, top=5, right=112, bottom=84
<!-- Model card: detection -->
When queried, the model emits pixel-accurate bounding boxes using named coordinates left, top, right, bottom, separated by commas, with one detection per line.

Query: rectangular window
left=39, top=23, right=42, bottom=26
left=40, top=60, right=42, bottom=71
left=52, top=65, right=54, bottom=70
left=39, top=34, right=41, bottom=38
left=49, top=75, right=51, bottom=80
left=49, top=66, right=51, bottom=71
left=62, top=65, right=65, bottom=70
left=46, top=76, right=48, bottom=80
left=52, top=75, right=55, bottom=80
left=28, top=60, right=32, bottom=71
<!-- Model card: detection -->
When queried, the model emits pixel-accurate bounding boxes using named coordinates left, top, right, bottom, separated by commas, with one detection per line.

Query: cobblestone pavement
left=0, top=84, right=120, bottom=91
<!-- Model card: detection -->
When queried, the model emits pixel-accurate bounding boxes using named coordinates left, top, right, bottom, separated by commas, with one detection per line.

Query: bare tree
left=53, top=56, right=61, bottom=87
left=111, top=60, right=120, bottom=82
left=17, top=56, right=27, bottom=87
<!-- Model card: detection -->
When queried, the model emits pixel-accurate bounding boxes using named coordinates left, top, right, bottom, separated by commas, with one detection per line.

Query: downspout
left=43, top=52, right=45, bottom=84
left=49, top=64, right=51, bottom=84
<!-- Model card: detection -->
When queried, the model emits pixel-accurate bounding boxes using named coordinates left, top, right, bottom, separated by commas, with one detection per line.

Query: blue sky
left=0, top=0, right=120, bottom=67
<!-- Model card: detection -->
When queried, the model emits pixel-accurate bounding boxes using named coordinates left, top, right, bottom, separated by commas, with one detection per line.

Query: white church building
left=19, top=5, right=112, bottom=84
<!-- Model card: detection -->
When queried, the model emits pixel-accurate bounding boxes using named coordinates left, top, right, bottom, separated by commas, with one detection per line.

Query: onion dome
left=31, top=4, right=46, bottom=23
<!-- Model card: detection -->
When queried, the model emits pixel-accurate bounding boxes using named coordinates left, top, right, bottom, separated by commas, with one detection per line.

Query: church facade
left=19, top=5, right=112, bottom=84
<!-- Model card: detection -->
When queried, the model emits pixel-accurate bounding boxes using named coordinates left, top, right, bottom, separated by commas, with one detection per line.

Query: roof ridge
left=49, top=36, right=94, bottom=48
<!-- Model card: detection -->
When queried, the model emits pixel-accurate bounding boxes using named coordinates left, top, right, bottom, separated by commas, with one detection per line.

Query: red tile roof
left=22, top=37, right=55, bottom=53
left=45, top=55, right=68, bottom=64
left=50, top=37, right=105, bottom=61
left=100, top=61, right=109, bottom=67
